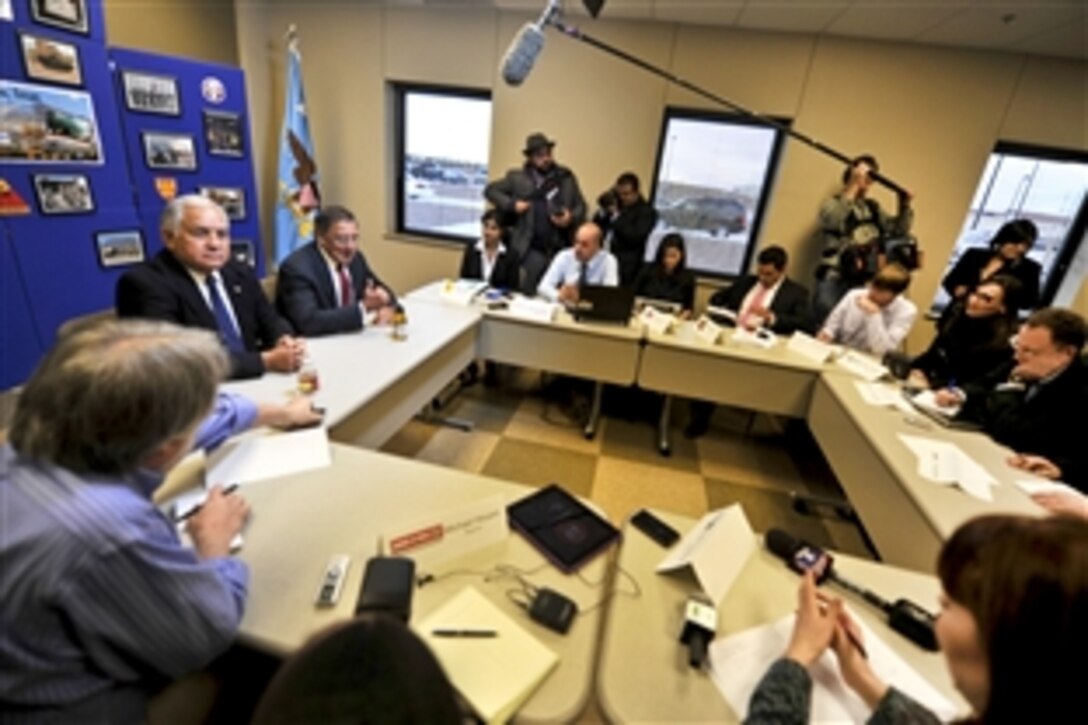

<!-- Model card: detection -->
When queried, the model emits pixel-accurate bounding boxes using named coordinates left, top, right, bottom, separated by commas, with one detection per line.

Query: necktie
left=739, top=284, right=769, bottom=329
left=338, top=264, right=353, bottom=307
left=206, top=275, right=244, bottom=352
left=578, top=261, right=589, bottom=289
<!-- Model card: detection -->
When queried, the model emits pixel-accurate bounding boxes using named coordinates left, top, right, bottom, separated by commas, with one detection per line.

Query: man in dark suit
left=593, top=172, right=658, bottom=286
left=685, top=245, right=813, bottom=439
left=710, top=245, right=813, bottom=334
left=276, top=205, right=397, bottom=336
left=116, top=195, right=303, bottom=380
left=933, top=307, right=1088, bottom=492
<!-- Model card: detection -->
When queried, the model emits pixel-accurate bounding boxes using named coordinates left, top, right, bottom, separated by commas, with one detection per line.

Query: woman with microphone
left=745, top=514, right=1088, bottom=723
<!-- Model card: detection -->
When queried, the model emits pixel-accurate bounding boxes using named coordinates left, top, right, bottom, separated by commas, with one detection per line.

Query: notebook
left=416, top=587, right=559, bottom=724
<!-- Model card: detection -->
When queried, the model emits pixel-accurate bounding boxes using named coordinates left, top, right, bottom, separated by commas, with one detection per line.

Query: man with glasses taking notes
left=933, top=307, right=1088, bottom=492
left=117, top=194, right=305, bottom=380
left=276, top=204, right=398, bottom=336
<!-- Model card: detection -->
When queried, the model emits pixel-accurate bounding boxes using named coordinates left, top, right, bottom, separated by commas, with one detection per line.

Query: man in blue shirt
left=536, top=222, right=618, bottom=303
left=0, top=319, right=319, bottom=721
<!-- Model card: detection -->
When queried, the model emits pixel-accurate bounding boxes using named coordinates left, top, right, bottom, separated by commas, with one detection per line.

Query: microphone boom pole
left=545, top=16, right=910, bottom=197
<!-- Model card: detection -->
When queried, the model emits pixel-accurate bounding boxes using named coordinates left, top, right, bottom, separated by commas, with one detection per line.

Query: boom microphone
left=765, top=528, right=938, bottom=651
left=500, top=0, right=561, bottom=86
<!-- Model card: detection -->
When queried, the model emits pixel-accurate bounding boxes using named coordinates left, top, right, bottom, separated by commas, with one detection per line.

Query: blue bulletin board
left=108, top=47, right=264, bottom=276
left=0, top=1, right=263, bottom=388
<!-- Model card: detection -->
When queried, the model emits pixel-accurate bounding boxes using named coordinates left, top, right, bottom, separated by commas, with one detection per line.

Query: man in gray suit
left=485, top=132, right=586, bottom=295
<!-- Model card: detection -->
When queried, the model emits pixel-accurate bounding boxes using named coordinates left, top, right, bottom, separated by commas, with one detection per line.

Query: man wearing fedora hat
left=485, top=132, right=586, bottom=294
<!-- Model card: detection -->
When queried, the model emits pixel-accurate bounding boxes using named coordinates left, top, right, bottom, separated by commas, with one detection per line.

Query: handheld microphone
left=500, top=0, right=561, bottom=86
left=679, top=593, right=717, bottom=669
left=765, top=529, right=938, bottom=651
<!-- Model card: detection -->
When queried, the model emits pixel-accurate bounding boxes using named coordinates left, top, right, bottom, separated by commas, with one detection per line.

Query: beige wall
left=236, top=3, right=1086, bottom=352
left=103, top=0, right=238, bottom=66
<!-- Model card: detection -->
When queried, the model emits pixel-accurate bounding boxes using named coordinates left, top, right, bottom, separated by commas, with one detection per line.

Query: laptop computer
left=569, top=285, right=635, bottom=324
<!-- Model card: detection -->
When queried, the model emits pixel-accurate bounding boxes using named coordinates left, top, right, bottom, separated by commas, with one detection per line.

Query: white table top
left=221, top=298, right=480, bottom=428
left=159, top=443, right=607, bottom=724
left=647, top=321, right=831, bottom=373
left=407, top=280, right=644, bottom=342
left=597, top=510, right=966, bottom=723
left=815, top=372, right=1044, bottom=540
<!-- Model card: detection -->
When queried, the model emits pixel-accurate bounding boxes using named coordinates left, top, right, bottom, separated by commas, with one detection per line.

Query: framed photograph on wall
left=231, top=239, right=255, bottom=268
left=198, top=185, right=245, bottom=220
left=122, top=71, right=180, bottom=116
left=33, top=173, right=93, bottom=214
left=30, top=0, right=89, bottom=35
left=203, top=110, right=245, bottom=157
left=0, top=80, right=103, bottom=165
left=142, top=132, right=196, bottom=171
left=20, top=32, right=82, bottom=87
left=95, top=230, right=145, bottom=268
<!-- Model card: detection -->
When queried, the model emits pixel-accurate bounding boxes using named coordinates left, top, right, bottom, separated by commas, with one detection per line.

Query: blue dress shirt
left=0, top=393, right=257, bottom=719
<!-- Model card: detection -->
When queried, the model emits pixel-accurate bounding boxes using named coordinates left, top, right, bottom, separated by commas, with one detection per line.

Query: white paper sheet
left=855, top=381, right=901, bottom=407
left=898, top=434, right=996, bottom=501
left=786, top=331, right=835, bottom=363
left=731, top=327, right=776, bottom=349
left=1015, top=479, right=1083, bottom=498
left=206, top=426, right=331, bottom=487
left=709, top=613, right=959, bottom=722
left=835, top=351, right=889, bottom=382
left=507, top=296, right=557, bottom=322
left=908, top=389, right=961, bottom=419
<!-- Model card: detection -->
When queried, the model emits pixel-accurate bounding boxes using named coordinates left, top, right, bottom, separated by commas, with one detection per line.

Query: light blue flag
left=274, top=27, right=320, bottom=264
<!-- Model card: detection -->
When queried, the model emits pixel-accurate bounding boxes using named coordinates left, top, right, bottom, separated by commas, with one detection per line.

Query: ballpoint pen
left=175, top=484, right=239, bottom=523
left=431, top=629, right=498, bottom=638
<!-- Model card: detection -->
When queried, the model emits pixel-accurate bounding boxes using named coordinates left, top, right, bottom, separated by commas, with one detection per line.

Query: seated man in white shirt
left=817, top=263, right=917, bottom=357
left=536, top=222, right=618, bottom=303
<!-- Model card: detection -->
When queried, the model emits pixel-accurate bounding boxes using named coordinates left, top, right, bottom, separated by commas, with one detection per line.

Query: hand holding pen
left=184, top=484, right=249, bottom=560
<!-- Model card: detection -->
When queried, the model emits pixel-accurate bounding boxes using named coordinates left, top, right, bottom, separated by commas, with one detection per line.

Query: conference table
left=406, top=282, right=644, bottom=438
left=158, top=442, right=608, bottom=725
left=638, top=322, right=830, bottom=453
left=597, top=509, right=967, bottom=723
left=222, top=298, right=480, bottom=449
left=807, top=372, right=1044, bottom=572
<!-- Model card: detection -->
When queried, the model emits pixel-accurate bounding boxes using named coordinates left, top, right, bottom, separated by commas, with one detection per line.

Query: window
left=393, top=84, right=491, bottom=242
left=930, top=141, right=1088, bottom=315
left=648, top=108, right=788, bottom=278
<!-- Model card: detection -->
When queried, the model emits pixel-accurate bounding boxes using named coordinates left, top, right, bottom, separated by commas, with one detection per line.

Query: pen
left=175, top=484, right=239, bottom=523
left=431, top=629, right=498, bottom=638
left=839, top=617, right=868, bottom=660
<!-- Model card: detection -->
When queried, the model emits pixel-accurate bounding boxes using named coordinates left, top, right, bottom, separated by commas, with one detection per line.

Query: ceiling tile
left=916, top=3, right=1084, bottom=50
left=736, top=0, right=850, bottom=34
left=827, top=2, right=963, bottom=42
left=651, top=0, right=744, bottom=27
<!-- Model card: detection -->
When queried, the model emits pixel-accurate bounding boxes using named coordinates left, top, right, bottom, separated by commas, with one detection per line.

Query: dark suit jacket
left=941, top=247, right=1041, bottom=311
left=959, top=358, right=1088, bottom=492
left=116, top=250, right=292, bottom=379
left=275, top=242, right=395, bottom=337
left=594, top=198, right=659, bottom=286
left=632, top=266, right=695, bottom=313
left=710, top=276, right=813, bottom=334
left=459, top=243, right=520, bottom=290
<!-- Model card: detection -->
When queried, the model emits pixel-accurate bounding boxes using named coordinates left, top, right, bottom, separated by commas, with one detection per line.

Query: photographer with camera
left=592, top=172, right=658, bottom=286
left=814, top=155, right=915, bottom=325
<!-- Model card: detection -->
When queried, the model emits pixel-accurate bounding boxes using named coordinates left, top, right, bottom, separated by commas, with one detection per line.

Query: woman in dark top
left=632, top=233, right=696, bottom=317
left=745, top=514, right=1088, bottom=724
left=909, top=275, right=1021, bottom=390
left=941, top=218, right=1041, bottom=312
left=459, top=209, right=520, bottom=290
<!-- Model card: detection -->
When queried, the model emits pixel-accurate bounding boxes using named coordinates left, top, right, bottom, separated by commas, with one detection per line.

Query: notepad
left=416, top=587, right=559, bottom=724
left=205, top=426, right=331, bottom=487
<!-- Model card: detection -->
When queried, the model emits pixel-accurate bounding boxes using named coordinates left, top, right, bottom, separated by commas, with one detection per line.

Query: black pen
left=431, top=629, right=498, bottom=638
left=175, top=484, right=239, bottom=523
